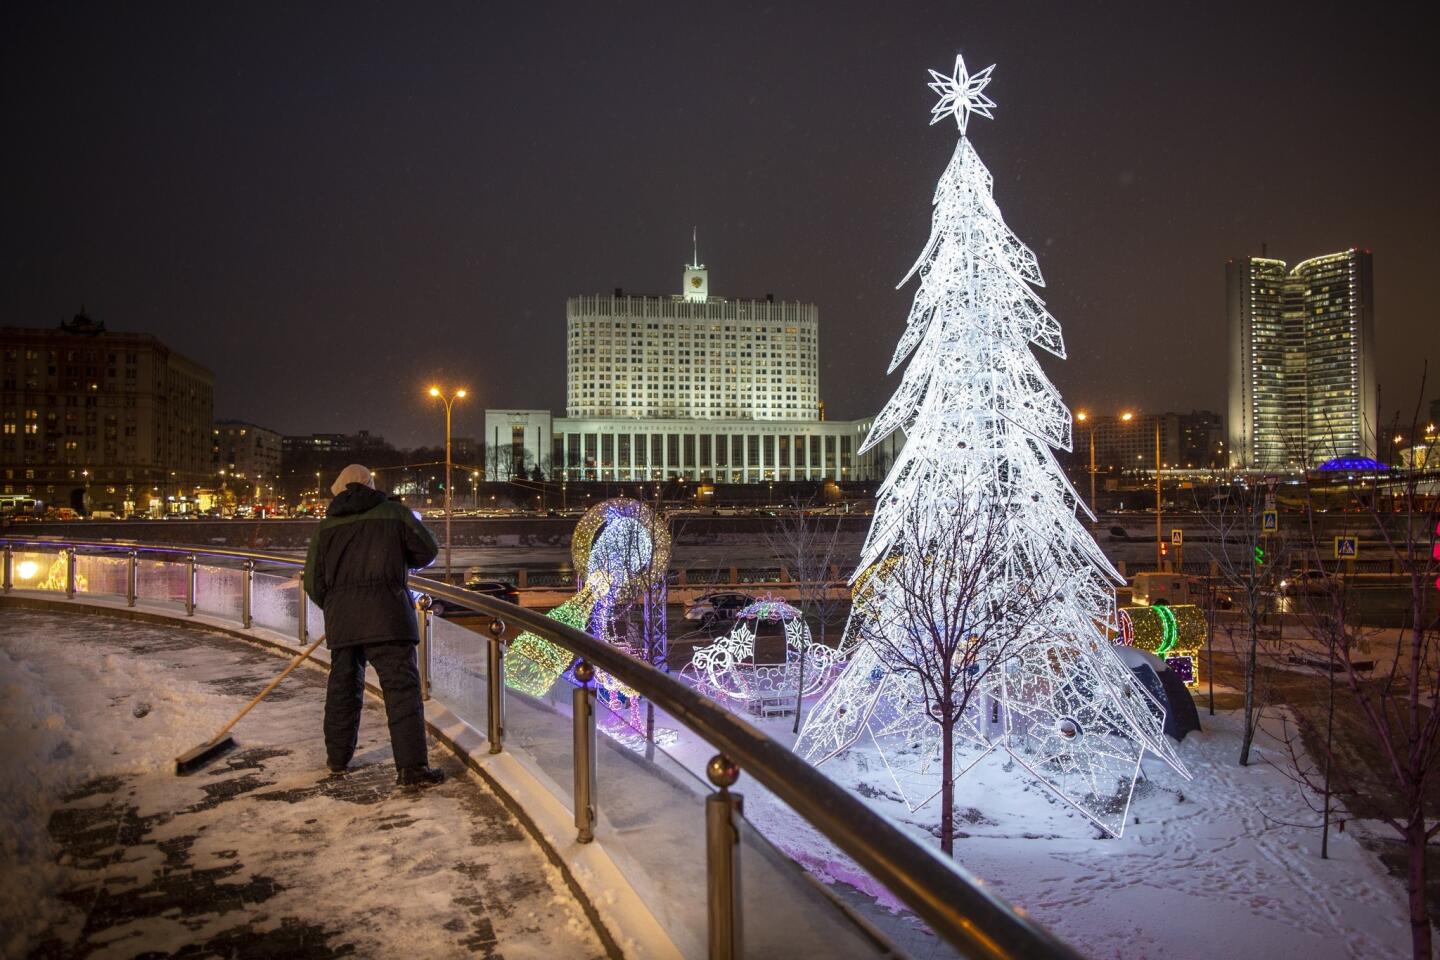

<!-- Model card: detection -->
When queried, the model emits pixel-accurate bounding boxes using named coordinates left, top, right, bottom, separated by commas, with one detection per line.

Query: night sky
left=3, top=1, right=1436, bottom=448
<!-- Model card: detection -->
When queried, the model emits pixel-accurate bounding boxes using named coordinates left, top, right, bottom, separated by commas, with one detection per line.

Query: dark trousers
left=324, top=641, right=428, bottom=771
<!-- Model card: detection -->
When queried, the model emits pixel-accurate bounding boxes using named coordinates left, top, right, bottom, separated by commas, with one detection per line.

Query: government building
left=486, top=254, right=885, bottom=484
left=1226, top=248, right=1376, bottom=470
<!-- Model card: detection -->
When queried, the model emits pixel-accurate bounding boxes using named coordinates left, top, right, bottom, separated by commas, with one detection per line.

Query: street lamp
left=1074, top=410, right=1133, bottom=515
left=1127, top=410, right=1165, bottom=571
left=428, top=384, right=468, bottom=583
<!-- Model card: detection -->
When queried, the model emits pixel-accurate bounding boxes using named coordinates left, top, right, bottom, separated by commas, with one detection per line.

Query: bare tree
left=1196, top=476, right=1293, bottom=764
left=857, top=496, right=1058, bottom=854
left=764, top=498, right=848, bottom=730
left=1267, top=384, right=1440, bottom=959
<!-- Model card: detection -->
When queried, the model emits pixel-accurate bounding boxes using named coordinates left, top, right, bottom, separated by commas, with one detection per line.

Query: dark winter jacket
left=302, top=484, right=439, bottom=649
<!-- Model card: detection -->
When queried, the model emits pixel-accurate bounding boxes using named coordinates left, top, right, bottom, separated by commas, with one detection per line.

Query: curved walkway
left=1, top=608, right=607, bottom=959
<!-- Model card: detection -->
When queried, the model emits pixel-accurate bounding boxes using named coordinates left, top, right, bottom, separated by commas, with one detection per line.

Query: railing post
left=487, top=619, right=507, bottom=753
left=126, top=549, right=138, bottom=607
left=184, top=553, right=196, bottom=615
left=65, top=549, right=77, bottom=600
left=706, top=754, right=743, bottom=960
left=415, top=594, right=433, bottom=701
left=572, top=660, right=598, bottom=843
left=241, top=559, right=253, bottom=628
left=297, top=579, right=308, bottom=644
left=2, top=544, right=12, bottom=594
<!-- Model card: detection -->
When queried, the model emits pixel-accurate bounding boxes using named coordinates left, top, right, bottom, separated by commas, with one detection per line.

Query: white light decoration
left=682, top=596, right=838, bottom=710
left=793, top=55, right=1190, bottom=837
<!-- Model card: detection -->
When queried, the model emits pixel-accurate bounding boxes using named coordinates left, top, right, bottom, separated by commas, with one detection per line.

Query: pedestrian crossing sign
left=1261, top=509, right=1278, bottom=532
left=1334, top=536, right=1358, bottom=559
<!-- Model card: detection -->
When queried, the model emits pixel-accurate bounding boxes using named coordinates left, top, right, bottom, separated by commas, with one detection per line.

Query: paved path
left=1, top=608, right=608, bottom=959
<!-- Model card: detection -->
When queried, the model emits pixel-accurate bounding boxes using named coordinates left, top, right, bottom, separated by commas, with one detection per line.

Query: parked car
left=426, top=576, right=521, bottom=617
left=684, top=591, right=756, bottom=625
left=1279, top=570, right=1339, bottom=595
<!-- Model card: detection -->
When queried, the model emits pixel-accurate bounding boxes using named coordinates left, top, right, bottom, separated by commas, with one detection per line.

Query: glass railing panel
left=427, top=617, right=488, bottom=731
left=136, top=557, right=186, bottom=610
left=195, top=563, right=243, bottom=622
left=251, top=568, right=302, bottom=638
left=74, top=552, right=128, bottom=600
left=10, top=549, right=64, bottom=591
left=588, top=691, right=710, bottom=959
left=734, top=807, right=896, bottom=958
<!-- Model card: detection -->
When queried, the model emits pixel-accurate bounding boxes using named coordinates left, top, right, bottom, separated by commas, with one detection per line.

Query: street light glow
left=428, top=386, right=441, bottom=397
left=1075, top=411, right=1088, bottom=422
left=455, top=389, right=467, bottom=399
left=1120, top=411, right=1134, bottom=422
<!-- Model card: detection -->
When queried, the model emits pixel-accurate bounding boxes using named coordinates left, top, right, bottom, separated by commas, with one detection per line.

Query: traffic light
left=1254, top=544, right=1265, bottom=566
left=1160, top=541, right=1169, bottom=558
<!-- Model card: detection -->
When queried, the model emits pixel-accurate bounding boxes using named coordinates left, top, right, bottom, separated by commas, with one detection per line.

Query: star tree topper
left=928, top=54, right=996, bottom=133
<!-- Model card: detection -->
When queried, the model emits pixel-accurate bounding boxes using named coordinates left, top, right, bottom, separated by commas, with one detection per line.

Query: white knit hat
left=330, top=464, right=374, bottom=496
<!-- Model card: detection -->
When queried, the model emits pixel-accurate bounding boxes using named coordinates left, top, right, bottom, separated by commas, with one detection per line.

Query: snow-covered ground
left=648, top=685, right=1415, bottom=959
left=0, top=609, right=605, bottom=960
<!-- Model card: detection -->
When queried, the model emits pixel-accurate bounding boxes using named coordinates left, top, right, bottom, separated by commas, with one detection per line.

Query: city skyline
left=2, top=2, right=1436, bottom=448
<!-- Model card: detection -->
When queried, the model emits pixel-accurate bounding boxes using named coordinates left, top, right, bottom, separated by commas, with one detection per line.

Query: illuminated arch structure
left=506, top=499, right=672, bottom=733
left=682, top=595, right=838, bottom=712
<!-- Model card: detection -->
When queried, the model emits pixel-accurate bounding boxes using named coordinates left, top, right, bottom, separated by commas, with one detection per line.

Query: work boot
left=396, top=766, right=445, bottom=788
left=327, top=763, right=349, bottom=777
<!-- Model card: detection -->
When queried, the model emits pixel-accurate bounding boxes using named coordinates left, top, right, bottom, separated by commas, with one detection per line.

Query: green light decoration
left=506, top=595, right=588, bottom=698
left=1153, top=603, right=1179, bottom=657
left=1253, top=544, right=1265, bottom=566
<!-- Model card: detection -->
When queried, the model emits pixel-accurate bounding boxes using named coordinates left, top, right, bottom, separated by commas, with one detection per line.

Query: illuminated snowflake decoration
left=793, top=56, right=1190, bottom=837
left=682, top=596, right=838, bottom=707
left=927, top=54, right=996, bottom=133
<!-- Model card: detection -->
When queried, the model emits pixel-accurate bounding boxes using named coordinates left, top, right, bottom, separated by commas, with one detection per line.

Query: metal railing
left=0, top=535, right=1082, bottom=960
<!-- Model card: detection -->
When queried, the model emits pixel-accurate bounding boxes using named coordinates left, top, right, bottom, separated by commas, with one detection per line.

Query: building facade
left=1072, top=411, right=1224, bottom=477
left=566, top=256, right=819, bottom=421
left=1226, top=249, right=1376, bottom=470
left=213, top=420, right=282, bottom=501
left=0, top=311, right=214, bottom=513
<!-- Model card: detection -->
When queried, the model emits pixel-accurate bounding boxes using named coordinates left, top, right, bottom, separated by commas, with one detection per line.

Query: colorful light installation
left=683, top=595, right=838, bottom=707
left=505, top=498, right=670, bottom=704
left=1116, top=605, right=1207, bottom=687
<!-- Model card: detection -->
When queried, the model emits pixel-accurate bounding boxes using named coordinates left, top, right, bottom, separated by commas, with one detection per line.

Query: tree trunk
left=1239, top=614, right=1260, bottom=765
left=792, top=623, right=807, bottom=734
left=1409, top=818, right=1432, bottom=960
left=940, top=713, right=955, bottom=856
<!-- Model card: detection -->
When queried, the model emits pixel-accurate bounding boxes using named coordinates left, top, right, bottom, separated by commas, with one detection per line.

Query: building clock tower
left=682, top=227, right=708, bottom=302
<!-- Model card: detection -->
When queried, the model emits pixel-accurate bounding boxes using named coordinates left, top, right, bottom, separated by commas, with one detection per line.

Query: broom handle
left=208, top=634, right=326, bottom=743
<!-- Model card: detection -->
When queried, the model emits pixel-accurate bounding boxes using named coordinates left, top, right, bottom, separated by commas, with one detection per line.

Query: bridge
left=1, top=535, right=1080, bottom=959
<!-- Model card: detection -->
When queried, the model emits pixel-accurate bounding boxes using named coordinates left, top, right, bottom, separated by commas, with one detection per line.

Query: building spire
left=691, top=226, right=700, bottom=269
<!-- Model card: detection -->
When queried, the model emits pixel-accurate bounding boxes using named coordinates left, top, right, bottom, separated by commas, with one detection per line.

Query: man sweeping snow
left=303, top=464, right=444, bottom=787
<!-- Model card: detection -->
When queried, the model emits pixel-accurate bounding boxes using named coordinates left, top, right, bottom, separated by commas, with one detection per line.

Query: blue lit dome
left=1316, top=456, right=1388, bottom=471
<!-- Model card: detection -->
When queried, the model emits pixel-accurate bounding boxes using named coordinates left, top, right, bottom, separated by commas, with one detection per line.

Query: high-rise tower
left=1226, top=248, right=1376, bottom=469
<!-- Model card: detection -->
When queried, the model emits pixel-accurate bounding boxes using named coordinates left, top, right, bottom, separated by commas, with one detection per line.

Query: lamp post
left=1153, top=415, right=1164, bottom=571
left=1075, top=410, right=1134, bottom=516
left=428, top=385, right=468, bottom=583
left=1075, top=411, right=1096, bottom=513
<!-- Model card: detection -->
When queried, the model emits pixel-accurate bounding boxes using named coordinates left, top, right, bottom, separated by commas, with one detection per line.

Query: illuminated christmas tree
left=794, top=54, right=1189, bottom=838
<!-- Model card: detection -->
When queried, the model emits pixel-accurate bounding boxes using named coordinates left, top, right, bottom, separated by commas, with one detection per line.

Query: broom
left=175, top=633, right=327, bottom=775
